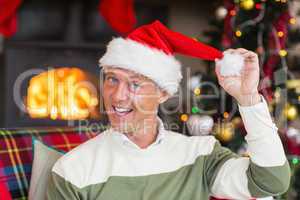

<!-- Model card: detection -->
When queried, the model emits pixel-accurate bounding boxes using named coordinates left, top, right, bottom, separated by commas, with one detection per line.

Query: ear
left=158, top=90, right=170, bottom=104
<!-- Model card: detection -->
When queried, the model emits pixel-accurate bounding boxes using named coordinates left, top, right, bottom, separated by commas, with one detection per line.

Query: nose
left=112, top=82, right=130, bottom=102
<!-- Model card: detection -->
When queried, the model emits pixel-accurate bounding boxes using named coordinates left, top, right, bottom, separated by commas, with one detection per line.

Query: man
left=46, top=21, right=290, bottom=200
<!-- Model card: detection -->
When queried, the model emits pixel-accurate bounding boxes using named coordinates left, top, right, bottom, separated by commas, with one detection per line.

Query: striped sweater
left=46, top=97, right=290, bottom=200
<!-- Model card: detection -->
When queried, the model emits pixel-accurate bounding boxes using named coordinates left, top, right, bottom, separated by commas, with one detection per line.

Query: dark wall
left=0, top=0, right=169, bottom=128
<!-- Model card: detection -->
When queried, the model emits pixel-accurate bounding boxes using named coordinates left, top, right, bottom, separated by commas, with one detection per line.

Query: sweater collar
left=109, top=117, right=166, bottom=149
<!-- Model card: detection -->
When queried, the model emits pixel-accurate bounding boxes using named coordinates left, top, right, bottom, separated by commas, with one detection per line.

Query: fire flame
left=27, top=67, right=99, bottom=120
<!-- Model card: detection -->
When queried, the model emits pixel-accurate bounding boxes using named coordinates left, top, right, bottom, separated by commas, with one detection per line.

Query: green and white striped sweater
left=46, top=97, right=290, bottom=200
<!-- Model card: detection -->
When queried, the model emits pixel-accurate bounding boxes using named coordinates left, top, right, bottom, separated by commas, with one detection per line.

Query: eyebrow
left=104, top=72, right=115, bottom=76
left=129, top=74, right=145, bottom=80
left=104, top=70, right=147, bottom=81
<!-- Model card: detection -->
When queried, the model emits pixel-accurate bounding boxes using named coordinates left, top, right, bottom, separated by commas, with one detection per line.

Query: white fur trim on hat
left=99, top=37, right=182, bottom=95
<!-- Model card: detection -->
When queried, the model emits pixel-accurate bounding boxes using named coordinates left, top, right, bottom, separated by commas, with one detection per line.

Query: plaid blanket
left=0, top=127, right=100, bottom=200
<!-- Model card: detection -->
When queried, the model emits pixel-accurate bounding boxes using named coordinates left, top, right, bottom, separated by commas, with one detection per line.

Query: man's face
left=102, top=67, right=168, bottom=133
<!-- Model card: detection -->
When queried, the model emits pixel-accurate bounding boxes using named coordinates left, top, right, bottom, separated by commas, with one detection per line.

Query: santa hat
left=99, top=20, right=243, bottom=95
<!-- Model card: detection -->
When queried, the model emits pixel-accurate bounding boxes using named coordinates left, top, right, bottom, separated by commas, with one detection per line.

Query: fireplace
left=0, top=0, right=168, bottom=128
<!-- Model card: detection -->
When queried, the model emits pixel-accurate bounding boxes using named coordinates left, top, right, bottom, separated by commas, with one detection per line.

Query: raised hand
left=215, top=48, right=261, bottom=106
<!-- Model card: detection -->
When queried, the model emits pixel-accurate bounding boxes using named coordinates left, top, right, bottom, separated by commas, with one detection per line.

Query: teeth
left=114, top=107, right=131, bottom=113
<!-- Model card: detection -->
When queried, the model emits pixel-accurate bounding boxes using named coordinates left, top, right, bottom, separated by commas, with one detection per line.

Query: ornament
left=292, top=157, right=299, bottom=165
left=286, top=127, right=300, bottom=144
left=187, top=115, right=214, bottom=136
left=285, top=126, right=300, bottom=155
left=214, top=122, right=235, bottom=143
left=255, top=3, right=262, bottom=10
left=240, top=0, right=255, bottom=10
left=274, top=88, right=281, bottom=101
left=223, top=112, right=229, bottom=119
left=284, top=104, right=298, bottom=120
left=289, top=17, right=296, bottom=25
left=191, top=106, right=200, bottom=114
left=180, top=114, right=189, bottom=122
left=277, top=31, right=284, bottom=38
left=256, top=46, right=264, bottom=55
left=215, top=6, right=227, bottom=20
left=232, top=116, right=242, bottom=127
left=0, top=0, right=22, bottom=37
left=194, top=88, right=201, bottom=96
left=189, top=76, right=201, bottom=91
left=99, top=0, right=136, bottom=35
left=289, top=1, right=300, bottom=30
left=222, top=34, right=233, bottom=48
left=229, top=9, right=236, bottom=16
left=279, top=49, right=287, bottom=57
left=235, top=30, right=242, bottom=37
left=287, top=79, right=300, bottom=89
left=217, top=52, right=244, bottom=76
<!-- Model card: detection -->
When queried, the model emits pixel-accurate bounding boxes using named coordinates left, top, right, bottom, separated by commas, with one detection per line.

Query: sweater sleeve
left=46, top=161, right=81, bottom=200
left=208, top=96, right=291, bottom=199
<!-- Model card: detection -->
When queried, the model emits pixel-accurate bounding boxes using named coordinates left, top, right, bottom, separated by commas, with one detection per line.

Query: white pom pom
left=187, top=115, right=214, bottom=136
left=217, top=52, right=244, bottom=76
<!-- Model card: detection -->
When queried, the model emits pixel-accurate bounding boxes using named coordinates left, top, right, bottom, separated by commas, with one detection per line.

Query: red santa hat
left=99, top=20, right=242, bottom=95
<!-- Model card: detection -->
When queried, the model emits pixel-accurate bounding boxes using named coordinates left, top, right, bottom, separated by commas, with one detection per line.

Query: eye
left=129, top=82, right=141, bottom=91
left=105, top=75, right=119, bottom=85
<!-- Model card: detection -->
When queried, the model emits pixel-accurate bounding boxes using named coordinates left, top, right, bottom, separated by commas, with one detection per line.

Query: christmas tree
left=165, top=0, right=300, bottom=199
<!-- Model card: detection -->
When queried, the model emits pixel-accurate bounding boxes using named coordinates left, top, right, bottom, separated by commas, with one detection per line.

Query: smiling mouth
left=112, top=105, right=133, bottom=116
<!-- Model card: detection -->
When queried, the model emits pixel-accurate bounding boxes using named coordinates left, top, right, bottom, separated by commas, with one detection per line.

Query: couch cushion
left=0, top=127, right=99, bottom=200
left=29, top=138, right=65, bottom=200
